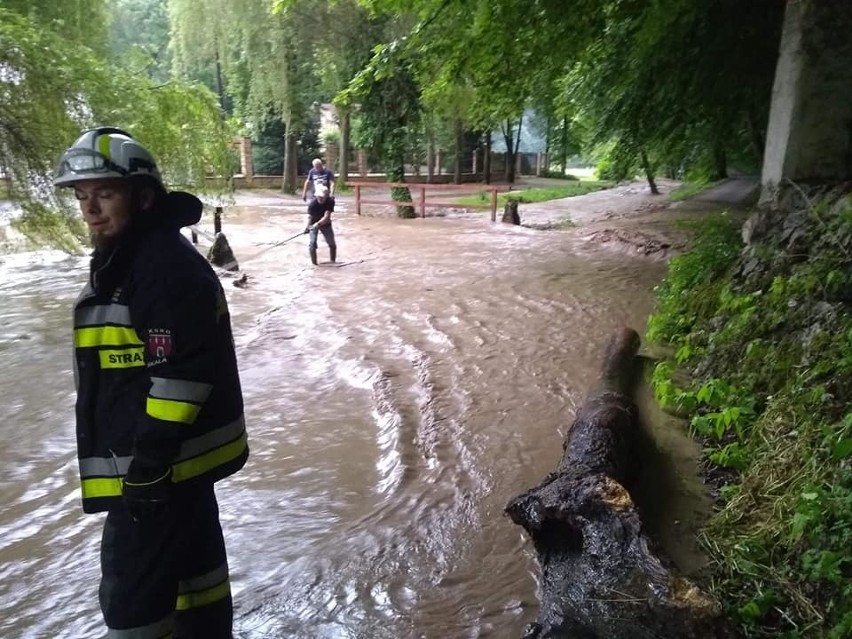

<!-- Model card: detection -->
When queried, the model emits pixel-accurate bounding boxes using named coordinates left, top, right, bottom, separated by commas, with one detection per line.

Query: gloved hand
left=122, top=461, right=173, bottom=522
left=304, top=226, right=312, bottom=234
left=302, top=195, right=307, bottom=202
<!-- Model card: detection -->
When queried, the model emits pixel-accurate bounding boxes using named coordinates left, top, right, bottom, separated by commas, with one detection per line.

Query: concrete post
left=760, top=1, right=852, bottom=207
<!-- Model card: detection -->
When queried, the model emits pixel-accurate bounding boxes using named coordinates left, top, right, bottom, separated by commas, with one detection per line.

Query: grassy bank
left=455, top=181, right=613, bottom=207
left=646, top=197, right=852, bottom=637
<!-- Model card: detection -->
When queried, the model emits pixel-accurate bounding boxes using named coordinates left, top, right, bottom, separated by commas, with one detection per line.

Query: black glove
left=122, top=461, right=173, bottom=522
left=304, top=226, right=312, bottom=234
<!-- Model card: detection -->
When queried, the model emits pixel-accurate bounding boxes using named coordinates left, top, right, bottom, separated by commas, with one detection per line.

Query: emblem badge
left=147, top=329, right=173, bottom=359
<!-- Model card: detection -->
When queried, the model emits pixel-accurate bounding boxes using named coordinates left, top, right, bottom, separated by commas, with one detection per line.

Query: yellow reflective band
left=146, top=397, right=201, bottom=424
left=172, top=431, right=248, bottom=483
left=75, top=325, right=143, bottom=348
left=81, top=476, right=122, bottom=499
left=100, top=347, right=145, bottom=369
left=175, top=579, right=230, bottom=611
left=98, top=134, right=111, bottom=159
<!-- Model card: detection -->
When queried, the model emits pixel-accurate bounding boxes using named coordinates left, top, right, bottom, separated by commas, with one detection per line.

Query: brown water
left=0, top=199, right=709, bottom=638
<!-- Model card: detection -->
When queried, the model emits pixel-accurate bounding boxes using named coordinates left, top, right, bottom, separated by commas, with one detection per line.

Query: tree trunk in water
left=505, top=328, right=730, bottom=639
left=388, top=163, right=415, bottom=218
left=338, top=106, right=350, bottom=184
left=282, top=126, right=299, bottom=193
left=640, top=150, right=659, bottom=195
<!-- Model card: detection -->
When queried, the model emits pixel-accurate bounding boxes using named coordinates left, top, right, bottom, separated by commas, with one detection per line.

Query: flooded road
left=0, top=198, right=708, bottom=638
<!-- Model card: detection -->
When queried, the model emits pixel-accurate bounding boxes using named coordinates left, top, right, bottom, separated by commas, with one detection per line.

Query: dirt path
left=514, top=177, right=756, bottom=260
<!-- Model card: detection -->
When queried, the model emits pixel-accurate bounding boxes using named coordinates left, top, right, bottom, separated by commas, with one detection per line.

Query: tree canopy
left=1, top=0, right=233, bottom=247
left=2, top=0, right=787, bottom=226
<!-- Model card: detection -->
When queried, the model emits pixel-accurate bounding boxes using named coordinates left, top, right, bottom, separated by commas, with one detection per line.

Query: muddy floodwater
left=0, top=196, right=709, bottom=638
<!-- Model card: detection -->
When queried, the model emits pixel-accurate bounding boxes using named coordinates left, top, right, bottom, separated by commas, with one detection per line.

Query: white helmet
left=54, top=127, right=163, bottom=188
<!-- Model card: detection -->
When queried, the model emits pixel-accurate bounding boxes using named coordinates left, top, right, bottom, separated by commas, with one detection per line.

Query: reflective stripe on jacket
left=73, top=222, right=248, bottom=513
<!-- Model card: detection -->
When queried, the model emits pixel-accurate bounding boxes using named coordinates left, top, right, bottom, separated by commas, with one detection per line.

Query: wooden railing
left=348, top=181, right=505, bottom=221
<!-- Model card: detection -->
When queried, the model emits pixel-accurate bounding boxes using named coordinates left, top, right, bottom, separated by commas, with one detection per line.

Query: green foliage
left=340, top=40, right=420, bottom=216
left=647, top=200, right=852, bottom=636
left=1, top=2, right=234, bottom=248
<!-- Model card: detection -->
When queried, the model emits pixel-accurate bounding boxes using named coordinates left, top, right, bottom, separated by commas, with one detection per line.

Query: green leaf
left=831, top=438, right=852, bottom=460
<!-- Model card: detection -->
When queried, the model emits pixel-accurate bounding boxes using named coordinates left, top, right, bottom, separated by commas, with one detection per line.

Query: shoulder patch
left=147, top=329, right=173, bottom=363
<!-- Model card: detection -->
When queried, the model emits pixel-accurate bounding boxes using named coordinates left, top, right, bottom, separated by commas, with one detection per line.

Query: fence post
left=490, top=188, right=498, bottom=222
left=214, top=206, right=222, bottom=234
left=419, top=186, right=426, bottom=218
left=355, top=185, right=361, bottom=216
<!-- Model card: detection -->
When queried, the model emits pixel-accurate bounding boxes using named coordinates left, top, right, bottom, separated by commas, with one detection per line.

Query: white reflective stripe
left=79, top=455, right=132, bottom=478
left=176, top=415, right=245, bottom=462
left=150, top=377, right=212, bottom=404
left=178, top=562, right=229, bottom=595
left=79, top=417, right=244, bottom=477
left=75, top=304, right=132, bottom=327
left=107, top=612, right=173, bottom=638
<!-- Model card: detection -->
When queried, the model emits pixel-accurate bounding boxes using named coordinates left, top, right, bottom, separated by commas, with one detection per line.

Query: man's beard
left=89, top=230, right=117, bottom=251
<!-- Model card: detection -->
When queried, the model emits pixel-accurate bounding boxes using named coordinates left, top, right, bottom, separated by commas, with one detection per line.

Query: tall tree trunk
left=503, top=117, right=522, bottom=183
left=483, top=131, right=492, bottom=185
left=544, top=114, right=551, bottom=175
left=561, top=115, right=569, bottom=173
left=713, top=143, right=728, bottom=180
left=640, top=149, right=659, bottom=195
left=426, top=129, right=435, bottom=184
left=338, top=106, right=350, bottom=184
left=453, top=119, right=463, bottom=184
left=388, top=148, right=415, bottom=218
left=214, top=49, right=226, bottom=112
left=282, top=124, right=299, bottom=193
left=747, top=104, right=765, bottom=170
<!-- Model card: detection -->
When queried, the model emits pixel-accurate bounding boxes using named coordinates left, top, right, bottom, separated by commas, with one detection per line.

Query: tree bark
left=483, top=131, right=492, bottom=185
left=640, top=149, right=659, bottom=195
left=281, top=125, right=299, bottom=193
left=338, top=106, right=350, bottom=184
left=505, top=328, right=729, bottom=639
left=453, top=119, right=463, bottom=184
left=388, top=162, right=415, bottom=218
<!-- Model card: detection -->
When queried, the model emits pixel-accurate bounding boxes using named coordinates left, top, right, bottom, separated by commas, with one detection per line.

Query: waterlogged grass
left=647, top=205, right=852, bottom=637
left=455, top=181, right=613, bottom=207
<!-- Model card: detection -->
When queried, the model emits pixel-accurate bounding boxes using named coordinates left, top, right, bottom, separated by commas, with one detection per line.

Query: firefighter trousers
left=99, top=484, right=233, bottom=638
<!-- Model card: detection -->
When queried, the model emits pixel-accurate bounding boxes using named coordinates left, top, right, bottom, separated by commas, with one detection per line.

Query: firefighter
left=54, top=127, right=249, bottom=637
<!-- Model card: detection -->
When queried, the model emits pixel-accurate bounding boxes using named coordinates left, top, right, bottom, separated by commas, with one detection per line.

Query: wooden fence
left=348, top=181, right=505, bottom=221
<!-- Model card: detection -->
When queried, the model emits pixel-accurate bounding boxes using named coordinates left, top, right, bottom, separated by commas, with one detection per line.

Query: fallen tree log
left=505, top=327, right=729, bottom=639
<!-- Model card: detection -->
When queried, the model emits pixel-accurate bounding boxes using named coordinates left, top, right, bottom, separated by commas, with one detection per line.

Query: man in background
left=301, top=157, right=335, bottom=201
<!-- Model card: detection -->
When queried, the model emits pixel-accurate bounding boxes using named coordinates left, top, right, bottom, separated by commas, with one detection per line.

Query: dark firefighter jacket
left=73, top=192, right=249, bottom=513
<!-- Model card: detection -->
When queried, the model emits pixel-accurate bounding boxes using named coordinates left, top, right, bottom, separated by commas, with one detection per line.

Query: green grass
left=455, top=181, right=614, bottom=207
left=668, top=179, right=720, bottom=202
